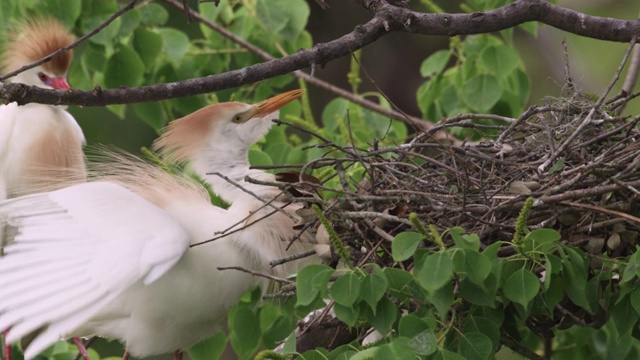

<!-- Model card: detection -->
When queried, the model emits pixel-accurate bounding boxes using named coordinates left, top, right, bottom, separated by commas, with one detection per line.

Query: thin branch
left=3, top=0, right=640, bottom=106
left=538, top=36, right=637, bottom=172
left=269, top=249, right=318, bottom=267
left=560, top=201, right=640, bottom=226
left=164, top=0, right=429, bottom=129
left=217, top=266, right=293, bottom=284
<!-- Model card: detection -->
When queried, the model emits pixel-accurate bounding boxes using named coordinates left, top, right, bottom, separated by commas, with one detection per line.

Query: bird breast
left=70, top=237, right=256, bottom=357
left=0, top=103, right=85, bottom=196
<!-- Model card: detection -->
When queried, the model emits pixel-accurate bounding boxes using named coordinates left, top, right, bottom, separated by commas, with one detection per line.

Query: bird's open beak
left=47, top=77, right=71, bottom=90
left=243, top=89, right=303, bottom=121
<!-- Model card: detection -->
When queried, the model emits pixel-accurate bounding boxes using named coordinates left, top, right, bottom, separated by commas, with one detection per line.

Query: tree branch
left=2, top=0, right=638, bottom=107
left=164, top=0, right=431, bottom=129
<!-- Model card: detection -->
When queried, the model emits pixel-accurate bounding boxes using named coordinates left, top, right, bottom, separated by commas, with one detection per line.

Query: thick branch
left=2, top=0, right=639, bottom=106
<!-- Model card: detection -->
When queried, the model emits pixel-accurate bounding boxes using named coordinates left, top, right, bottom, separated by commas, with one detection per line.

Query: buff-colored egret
left=0, top=90, right=316, bottom=360
left=0, top=17, right=85, bottom=199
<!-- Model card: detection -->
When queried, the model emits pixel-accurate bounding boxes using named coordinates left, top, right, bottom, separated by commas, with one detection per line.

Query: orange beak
left=243, top=89, right=303, bottom=121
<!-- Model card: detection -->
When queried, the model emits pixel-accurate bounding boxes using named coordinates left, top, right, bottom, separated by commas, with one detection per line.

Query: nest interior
left=285, top=88, right=640, bottom=268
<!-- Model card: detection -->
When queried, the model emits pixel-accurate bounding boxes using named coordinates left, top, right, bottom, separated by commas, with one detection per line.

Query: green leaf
left=187, top=332, right=226, bottom=360
left=630, top=288, right=640, bottom=315
left=612, top=295, right=640, bottom=336
left=258, top=302, right=283, bottom=332
left=459, top=332, right=493, bottom=360
left=133, top=28, right=163, bottom=71
left=408, top=331, right=438, bottom=356
left=459, top=275, right=497, bottom=307
left=229, top=307, right=261, bottom=359
left=482, top=242, right=501, bottom=260
left=118, top=9, right=141, bottom=36
left=420, top=50, right=451, bottom=78
left=452, top=249, right=492, bottom=285
left=427, top=281, right=454, bottom=319
left=366, top=297, right=398, bottom=334
left=104, top=45, right=145, bottom=88
left=461, top=74, right=502, bottom=112
left=302, top=349, right=334, bottom=360
left=548, top=157, right=565, bottom=174
left=542, top=254, right=561, bottom=292
left=543, top=273, right=564, bottom=309
left=360, top=273, right=388, bottom=313
left=330, top=272, right=361, bottom=307
left=621, top=249, right=640, bottom=284
left=503, top=269, right=540, bottom=309
left=81, top=15, right=121, bottom=48
left=333, top=302, right=359, bottom=327
left=255, top=0, right=309, bottom=43
left=435, top=349, right=466, bottom=360
left=522, top=228, right=560, bottom=255
left=399, top=314, right=429, bottom=338
left=415, top=252, right=453, bottom=292
left=158, top=28, right=190, bottom=65
left=139, top=2, right=169, bottom=26
left=81, top=43, right=107, bottom=72
left=295, top=264, right=334, bottom=307
left=383, top=268, right=414, bottom=301
left=281, top=330, right=297, bottom=354
left=392, top=232, right=423, bottom=262
left=449, top=227, right=479, bottom=251
left=559, top=246, right=592, bottom=313
left=106, top=104, right=126, bottom=119
left=132, top=102, right=167, bottom=130
left=260, top=305, right=295, bottom=348
left=439, top=84, right=460, bottom=115
left=479, top=45, right=520, bottom=78
left=248, top=149, right=273, bottom=167
left=40, top=0, right=82, bottom=28
left=463, top=316, right=500, bottom=349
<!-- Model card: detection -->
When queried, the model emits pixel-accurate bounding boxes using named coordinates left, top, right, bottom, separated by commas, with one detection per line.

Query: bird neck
left=191, top=144, right=276, bottom=204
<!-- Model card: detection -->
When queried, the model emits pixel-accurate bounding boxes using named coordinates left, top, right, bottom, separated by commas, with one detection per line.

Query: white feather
left=0, top=182, right=194, bottom=358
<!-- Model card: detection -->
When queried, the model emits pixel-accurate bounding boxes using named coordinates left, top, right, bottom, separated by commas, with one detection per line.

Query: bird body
left=0, top=17, right=85, bottom=199
left=0, top=102, right=85, bottom=197
left=0, top=90, right=315, bottom=359
left=155, top=90, right=318, bottom=276
left=0, top=154, right=267, bottom=359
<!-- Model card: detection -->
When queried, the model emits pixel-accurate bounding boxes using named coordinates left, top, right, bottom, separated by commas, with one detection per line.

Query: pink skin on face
left=37, top=71, right=70, bottom=90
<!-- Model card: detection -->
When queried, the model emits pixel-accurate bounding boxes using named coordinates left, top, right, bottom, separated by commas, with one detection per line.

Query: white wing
left=0, top=181, right=191, bottom=358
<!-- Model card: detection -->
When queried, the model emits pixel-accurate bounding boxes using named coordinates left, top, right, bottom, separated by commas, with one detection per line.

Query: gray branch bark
left=1, top=0, right=638, bottom=107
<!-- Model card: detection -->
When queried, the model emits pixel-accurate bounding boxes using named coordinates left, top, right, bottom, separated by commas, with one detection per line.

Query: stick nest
left=286, top=88, right=640, bottom=268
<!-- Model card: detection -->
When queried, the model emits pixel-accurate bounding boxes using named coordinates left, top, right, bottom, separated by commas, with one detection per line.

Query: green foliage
left=313, top=205, right=352, bottom=266
left=416, top=30, right=531, bottom=139
left=2, top=0, right=636, bottom=359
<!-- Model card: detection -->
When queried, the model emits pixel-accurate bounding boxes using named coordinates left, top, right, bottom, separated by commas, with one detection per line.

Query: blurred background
left=72, top=0, right=640, bottom=154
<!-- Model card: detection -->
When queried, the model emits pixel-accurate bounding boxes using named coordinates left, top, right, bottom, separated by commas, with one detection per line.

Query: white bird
left=0, top=17, right=85, bottom=199
left=0, top=90, right=315, bottom=359
left=154, top=89, right=317, bottom=275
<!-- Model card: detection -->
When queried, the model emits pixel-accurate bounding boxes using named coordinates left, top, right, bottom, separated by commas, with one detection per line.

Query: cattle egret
left=0, top=90, right=318, bottom=359
left=0, top=17, right=85, bottom=199
left=154, top=89, right=318, bottom=274
left=0, top=152, right=296, bottom=359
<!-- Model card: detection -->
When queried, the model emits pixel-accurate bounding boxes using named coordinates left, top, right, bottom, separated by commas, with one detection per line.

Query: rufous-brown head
left=154, top=89, right=303, bottom=164
left=2, top=17, right=74, bottom=90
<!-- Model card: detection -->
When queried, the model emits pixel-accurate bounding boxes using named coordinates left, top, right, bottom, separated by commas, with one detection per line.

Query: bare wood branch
left=164, top=0, right=431, bottom=129
left=2, top=0, right=640, bottom=107
left=217, top=266, right=294, bottom=284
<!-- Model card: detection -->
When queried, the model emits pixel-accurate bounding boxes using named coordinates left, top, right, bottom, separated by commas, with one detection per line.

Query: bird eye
left=233, top=115, right=242, bottom=123
left=37, top=72, right=48, bottom=82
